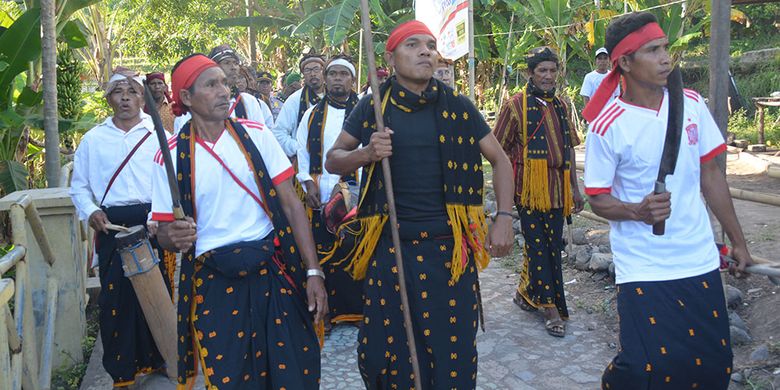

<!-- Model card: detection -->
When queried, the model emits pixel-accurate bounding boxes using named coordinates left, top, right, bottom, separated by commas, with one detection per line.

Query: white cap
left=595, top=47, right=609, bottom=58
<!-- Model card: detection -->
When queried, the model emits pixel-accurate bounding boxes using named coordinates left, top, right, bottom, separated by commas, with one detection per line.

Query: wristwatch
left=307, top=268, right=326, bottom=280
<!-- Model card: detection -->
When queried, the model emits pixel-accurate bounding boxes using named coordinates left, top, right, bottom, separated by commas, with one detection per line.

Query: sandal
left=513, top=292, right=537, bottom=312
left=545, top=319, right=566, bottom=338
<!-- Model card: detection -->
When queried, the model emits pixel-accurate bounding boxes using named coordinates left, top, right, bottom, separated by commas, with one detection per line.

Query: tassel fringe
left=446, top=204, right=490, bottom=283
left=521, top=159, right=552, bottom=211
left=563, top=167, right=573, bottom=217
left=344, top=215, right=388, bottom=280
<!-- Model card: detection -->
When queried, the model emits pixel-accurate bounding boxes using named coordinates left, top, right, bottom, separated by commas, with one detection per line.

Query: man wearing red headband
left=583, top=12, right=752, bottom=388
left=151, top=54, right=327, bottom=389
left=326, top=20, right=514, bottom=389
left=70, top=67, right=174, bottom=387
left=172, top=45, right=274, bottom=133
left=493, top=46, right=584, bottom=338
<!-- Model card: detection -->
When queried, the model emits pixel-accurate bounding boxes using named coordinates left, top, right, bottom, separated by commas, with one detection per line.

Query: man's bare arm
left=479, top=133, right=514, bottom=257
left=700, top=159, right=753, bottom=271
left=325, top=129, right=393, bottom=176
left=589, top=192, right=671, bottom=225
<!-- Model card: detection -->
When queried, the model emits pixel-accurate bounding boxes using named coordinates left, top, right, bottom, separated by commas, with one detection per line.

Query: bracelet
left=493, top=211, right=514, bottom=220
left=306, top=268, right=326, bottom=280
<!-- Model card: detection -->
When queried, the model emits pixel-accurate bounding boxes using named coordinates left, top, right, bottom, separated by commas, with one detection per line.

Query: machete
left=653, top=66, right=684, bottom=235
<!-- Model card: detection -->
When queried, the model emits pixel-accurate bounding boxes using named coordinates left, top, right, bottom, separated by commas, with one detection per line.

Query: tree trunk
left=709, top=0, right=731, bottom=172
left=41, top=0, right=60, bottom=187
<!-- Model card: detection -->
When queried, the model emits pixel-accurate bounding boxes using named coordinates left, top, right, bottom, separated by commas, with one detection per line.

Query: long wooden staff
left=357, top=2, right=423, bottom=388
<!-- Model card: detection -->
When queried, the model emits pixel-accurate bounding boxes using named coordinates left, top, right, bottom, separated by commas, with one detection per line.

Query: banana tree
left=0, top=0, right=96, bottom=194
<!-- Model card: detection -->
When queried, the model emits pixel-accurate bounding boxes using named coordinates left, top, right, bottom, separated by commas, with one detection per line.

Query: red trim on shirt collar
left=700, top=143, right=726, bottom=163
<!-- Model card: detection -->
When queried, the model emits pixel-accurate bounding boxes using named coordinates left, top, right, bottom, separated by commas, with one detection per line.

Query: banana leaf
left=0, top=8, right=41, bottom=108
left=0, top=160, right=29, bottom=193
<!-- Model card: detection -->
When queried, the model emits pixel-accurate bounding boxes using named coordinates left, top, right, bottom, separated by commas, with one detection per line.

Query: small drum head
left=115, top=225, right=148, bottom=248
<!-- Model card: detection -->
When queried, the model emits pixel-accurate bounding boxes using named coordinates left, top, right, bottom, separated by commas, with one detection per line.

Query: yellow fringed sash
left=520, top=87, right=574, bottom=216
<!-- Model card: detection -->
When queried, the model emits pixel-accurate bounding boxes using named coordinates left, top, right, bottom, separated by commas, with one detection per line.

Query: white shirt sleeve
left=580, top=73, right=594, bottom=98
left=584, top=126, right=619, bottom=196
left=295, top=108, right=315, bottom=186
left=69, top=135, right=101, bottom=221
left=150, top=145, right=176, bottom=222
left=238, top=93, right=265, bottom=127
left=258, top=98, right=275, bottom=128
left=693, top=93, right=726, bottom=161
left=173, top=113, right=191, bottom=134
left=271, top=90, right=302, bottom=157
left=250, top=124, right=294, bottom=186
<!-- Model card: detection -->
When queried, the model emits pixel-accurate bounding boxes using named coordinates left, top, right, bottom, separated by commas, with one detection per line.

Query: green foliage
left=729, top=108, right=780, bottom=146
left=0, top=8, right=41, bottom=108
left=117, top=0, right=243, bottom=69
left=0, top=160, right=29, bottom=193
left=81, top=89, right=110, bottom=121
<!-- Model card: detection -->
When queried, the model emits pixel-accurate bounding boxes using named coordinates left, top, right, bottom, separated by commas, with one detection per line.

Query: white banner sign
left=415, top=0, right=470, bottom=61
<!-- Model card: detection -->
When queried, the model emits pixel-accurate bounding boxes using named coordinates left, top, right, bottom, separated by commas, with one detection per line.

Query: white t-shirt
left=173, top=92, right=268, bottom=134
left=581, top=70, right=620, bottom=104
left=272, top=88, right=324, bottom=157
left=583, top=88, right=727, bottom=284
left=69, top=114, right=166, bottom=220
left=295, top=104, right=346, bottom=203
left=151, top=119, right=293, bottom=256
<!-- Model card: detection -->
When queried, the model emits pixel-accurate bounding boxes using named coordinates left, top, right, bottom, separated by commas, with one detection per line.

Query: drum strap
left=99, top=131, right=152, bottom=206
left=195, top=136, right=265, bottom=208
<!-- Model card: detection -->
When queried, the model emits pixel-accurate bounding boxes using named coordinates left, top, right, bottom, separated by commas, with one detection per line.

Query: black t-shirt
left=343, top=88, right=491, bottom=222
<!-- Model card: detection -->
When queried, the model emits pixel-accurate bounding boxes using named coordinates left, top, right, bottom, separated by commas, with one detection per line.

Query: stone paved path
left=81, top=260, right=617, bottom=389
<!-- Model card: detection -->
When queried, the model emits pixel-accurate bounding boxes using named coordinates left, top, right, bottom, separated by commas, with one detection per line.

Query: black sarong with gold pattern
left=96, top=203, right=171, bottom=387
left=516, top=207, right=568, bottom=318
left=343, top=77, right=491, bottom=389
left=174, top=119, right=320, bottom=389
left=306, top=92, right=363, bottom=324
left=189, top=238, right=320, bottom=389
left=602, top=269, right=732, bottom=389
left=357, top=219, right=479, bottom=389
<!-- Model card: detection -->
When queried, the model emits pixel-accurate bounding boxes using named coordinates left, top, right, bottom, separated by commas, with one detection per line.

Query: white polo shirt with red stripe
left=583, top=88, right=726, bottom=284
left=151, top=119, right=294, bottom=257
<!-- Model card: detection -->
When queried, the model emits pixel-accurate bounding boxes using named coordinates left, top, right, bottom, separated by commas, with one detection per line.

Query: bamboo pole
left=10, top=203, right=40, bottom=390
left=357, top=1, right=423, bottom=388
left=0, top=299, right=12, bottom=390
left=38, top=278, right=58, bottom=390
left=22, top=201, right=57, bottom=266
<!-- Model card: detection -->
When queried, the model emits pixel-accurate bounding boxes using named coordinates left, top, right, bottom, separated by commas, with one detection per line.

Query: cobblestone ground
left=320, top=260, right=616, bottom=390
left=82, top=261, right=617, bottom=389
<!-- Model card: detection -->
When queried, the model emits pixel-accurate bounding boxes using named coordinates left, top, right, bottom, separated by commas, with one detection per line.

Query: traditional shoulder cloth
left=306, top=91, right=359, bottom=183
left=520, top=81, right=574, bottom=216
left=346, top=77, right=489, bottom=283
left=232, top=89, right=249, bottom=120
left=298, top=85, right=322, bottom=124
left=174, top=119, right=310, bottom=383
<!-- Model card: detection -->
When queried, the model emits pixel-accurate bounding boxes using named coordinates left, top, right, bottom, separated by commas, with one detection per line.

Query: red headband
left=386, top=21, right=435, bottom=52
left=582, top=22, right=666, bottom=122
left=146, top=72, right=165, bottom=83
left=171, top=55, right=219, bottom=116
